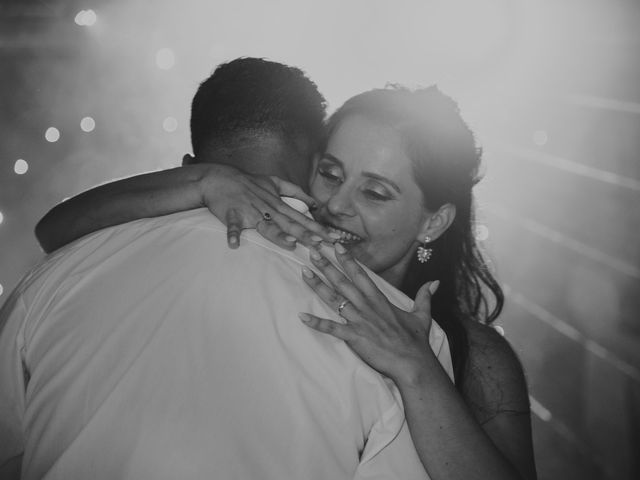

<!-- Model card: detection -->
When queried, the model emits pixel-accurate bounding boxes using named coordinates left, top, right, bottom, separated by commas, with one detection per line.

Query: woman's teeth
left=327, top=226, right=362, bottom=244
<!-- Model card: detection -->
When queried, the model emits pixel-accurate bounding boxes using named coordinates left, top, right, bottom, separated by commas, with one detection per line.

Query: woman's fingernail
left=285, top=235, right=297, bottom=243
left=309, top=249, right=322, bottom=261
left=299, top=313, right=312, bottom=323
left=310, top=235, right=323, bottom=243
left=429, top=280, right=440, bottom=294
left=334, top=243, right=346, bottom=254
left=302, top=266, right=314, bottom=278
left=328, top=232, right=341, bottom=240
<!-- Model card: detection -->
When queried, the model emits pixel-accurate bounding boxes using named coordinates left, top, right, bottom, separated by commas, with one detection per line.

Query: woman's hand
left=198, top=164, right=337, bottom=250
left=298, top=243, right=439, bottom=385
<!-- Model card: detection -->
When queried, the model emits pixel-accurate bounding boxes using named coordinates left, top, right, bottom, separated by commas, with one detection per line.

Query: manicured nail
left=334, top=243, right=346, bottom=254
left=299, top=312, right=312, bottom=323
left=309, top=249, right=322, bottom=261
left=302, top=266, right=314, bottom=278
left=328, top=232, right=341, bottom=240
left=310, top=235, right=323, bottom=243
left=285, top=235, right=297, bottom=243
left=429, top=280, right=440, bottom=294
left=229, top=236, right=238, bottom=247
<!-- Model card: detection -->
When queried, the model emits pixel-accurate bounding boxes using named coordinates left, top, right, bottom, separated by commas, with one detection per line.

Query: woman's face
left=310, top=114, right=429, bottom=287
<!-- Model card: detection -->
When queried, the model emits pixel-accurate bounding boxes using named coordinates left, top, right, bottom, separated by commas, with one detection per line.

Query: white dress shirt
left=0, top=204, right=452, bottom=480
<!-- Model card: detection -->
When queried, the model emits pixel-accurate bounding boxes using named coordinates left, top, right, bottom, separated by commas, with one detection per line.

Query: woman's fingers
left=412, top=280, right=438, bottom=326
left=301, top=265, right=360, bottom=319
left=298, top=313, right=354, bottom=342
left=333, top=243, right=386, bottom=309
left=268, top=176, right=317, bottom=209
left=256, top=220, right=298, bottom=251
left=225, top=209, right=243, bottom=249
left=266, top=211, right=324, bottom=248
left=250, top=184, right=334, bottom=243
left=307, top=250, right=366, bottom=310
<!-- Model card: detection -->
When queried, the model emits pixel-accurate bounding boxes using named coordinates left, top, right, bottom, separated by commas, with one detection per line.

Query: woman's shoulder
left=459, top=318, right=531, bottom=425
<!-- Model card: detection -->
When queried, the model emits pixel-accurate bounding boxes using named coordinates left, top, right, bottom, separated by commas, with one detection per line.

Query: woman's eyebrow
left=321, top=153, right=343, bottom=166
left=322, top=153, right=401, bottom=193
left=362, top=172, right=401, bottom=193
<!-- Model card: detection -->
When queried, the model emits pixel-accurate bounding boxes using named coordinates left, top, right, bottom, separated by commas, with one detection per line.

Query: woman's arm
left=36, top=165, right=212, bottom=252
left=36, top=163, right=331, bottom=253
left=299, top=245, right=536, bottom=480
left=396, top=326, right=536, bottom=480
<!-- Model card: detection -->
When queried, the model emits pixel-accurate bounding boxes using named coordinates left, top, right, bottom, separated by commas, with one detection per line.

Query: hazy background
left=1, top=1, right=639, bottom=478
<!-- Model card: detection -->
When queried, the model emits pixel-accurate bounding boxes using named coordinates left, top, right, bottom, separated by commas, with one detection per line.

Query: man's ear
left=182, top=153, right=196, bottom=166
left=418, top=203, right=457, bottom=242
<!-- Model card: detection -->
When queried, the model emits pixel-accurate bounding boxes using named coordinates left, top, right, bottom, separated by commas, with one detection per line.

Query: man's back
left=1, top=209, right=453, bottom=479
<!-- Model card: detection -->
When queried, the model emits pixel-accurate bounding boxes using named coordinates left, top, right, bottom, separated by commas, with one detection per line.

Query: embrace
left=0, top=57, right=536, bottom=479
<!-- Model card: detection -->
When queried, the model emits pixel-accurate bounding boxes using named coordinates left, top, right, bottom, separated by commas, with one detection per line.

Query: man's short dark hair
left=190, top=57, right=326, bottom=157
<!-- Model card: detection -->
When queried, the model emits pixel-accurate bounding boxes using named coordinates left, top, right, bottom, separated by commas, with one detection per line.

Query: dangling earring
left=416, top=235, right=433, bottom=264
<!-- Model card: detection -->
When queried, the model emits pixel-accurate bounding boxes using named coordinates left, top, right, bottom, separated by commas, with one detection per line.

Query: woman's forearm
left=395, top=355, right=526, bottom=480
left=35, top=164, right=213, bottom=253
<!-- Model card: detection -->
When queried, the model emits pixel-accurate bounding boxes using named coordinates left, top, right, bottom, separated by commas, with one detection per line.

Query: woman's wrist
left=392, top=347, right=441, bottom=390
left=193, top=163, right=223, bottom=208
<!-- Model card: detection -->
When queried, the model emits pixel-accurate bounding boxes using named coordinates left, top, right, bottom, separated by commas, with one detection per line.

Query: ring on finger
left=262, top=212, right=273, bottom=222
left=337, top=299, right=350, bottom=316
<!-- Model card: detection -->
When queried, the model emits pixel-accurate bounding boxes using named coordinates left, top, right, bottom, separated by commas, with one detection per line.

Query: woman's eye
left=318, top=167, right=343, bottom=184
left=363, top=188, right=392, bottom=201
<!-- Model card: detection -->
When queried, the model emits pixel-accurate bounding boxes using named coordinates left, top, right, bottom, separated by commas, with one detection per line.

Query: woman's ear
left=418, top=203, right=457, bottom=242
left=182, top=153, right=196, bottom=166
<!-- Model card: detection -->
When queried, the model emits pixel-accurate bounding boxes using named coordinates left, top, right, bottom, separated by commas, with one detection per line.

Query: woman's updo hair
left=324, top=86, right=504, bottom=383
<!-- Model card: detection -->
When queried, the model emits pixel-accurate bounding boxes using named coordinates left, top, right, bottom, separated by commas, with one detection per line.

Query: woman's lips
left=325, top=224, right=364, bottom=245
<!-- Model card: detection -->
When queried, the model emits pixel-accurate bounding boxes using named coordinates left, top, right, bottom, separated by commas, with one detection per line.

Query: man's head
left=187, top=57, right=326, bottom=188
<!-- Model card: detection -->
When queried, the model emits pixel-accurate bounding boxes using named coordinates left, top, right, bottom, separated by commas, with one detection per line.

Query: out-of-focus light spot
left=74, top=9, right=97, bottom=26
left=81, top=116, right=96, bottom=132
left=0, top=211, right=4, bottom=225
left=475, top=224, right=490, bottom=241
left=45, top=127, right=60, bottom=143
left=14, top=159, right=29, bottom=175
left=533, top=130, right=548, bottom=146
left=0, top=283, right=3, bottom=298
left=156, top=48, right=175, bottom=70
left=162, top=116, right=178, bottom=133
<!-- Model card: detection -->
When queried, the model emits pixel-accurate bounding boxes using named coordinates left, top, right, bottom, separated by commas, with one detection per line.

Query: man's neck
left=201, top=132, right=311, bottom=189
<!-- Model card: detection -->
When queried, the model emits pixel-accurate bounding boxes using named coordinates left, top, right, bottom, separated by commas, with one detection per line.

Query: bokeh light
left=14, top=159, right=29, bottom=175
left=45, top=127, right=60, bottom=143
left=75, top=9, right=97, bottom=27
left=533, top=130, right=548, bottom=146
left=162, top=116, right=178, bottom=133
left=81, top=116, right=96, bottom=132
left=0, top=210, right=4, bottom=225
left=474, top=224, right=490, bottom=241
left=156, top=48, right=175, bottom=70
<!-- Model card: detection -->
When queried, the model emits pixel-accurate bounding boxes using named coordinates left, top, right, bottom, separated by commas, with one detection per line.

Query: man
left=0, top=58, right=451, bottom=479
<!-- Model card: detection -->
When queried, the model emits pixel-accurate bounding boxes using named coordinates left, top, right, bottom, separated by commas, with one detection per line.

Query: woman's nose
left=326, top=185, right=356, bottom=217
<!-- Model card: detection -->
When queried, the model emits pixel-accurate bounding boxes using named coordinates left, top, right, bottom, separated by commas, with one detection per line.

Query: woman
left=36, top=86, right=536, bottom=479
